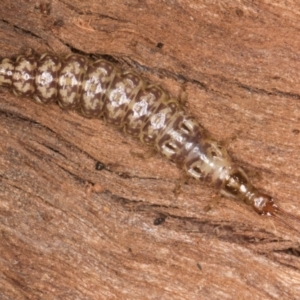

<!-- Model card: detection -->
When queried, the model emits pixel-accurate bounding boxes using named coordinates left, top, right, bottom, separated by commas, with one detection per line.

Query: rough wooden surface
left=0, top=1, right=300, bottom=299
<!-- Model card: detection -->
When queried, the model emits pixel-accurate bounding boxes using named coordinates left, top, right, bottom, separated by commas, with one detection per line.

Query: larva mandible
left=0, top=52, right=297, bottom=230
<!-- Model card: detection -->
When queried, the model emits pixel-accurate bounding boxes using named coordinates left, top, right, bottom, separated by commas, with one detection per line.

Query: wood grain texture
left=0, top=1, right=300, bottom=299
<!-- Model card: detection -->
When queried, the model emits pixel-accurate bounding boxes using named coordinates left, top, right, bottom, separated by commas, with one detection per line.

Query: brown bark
left=0, top=1, right=300, bottom=299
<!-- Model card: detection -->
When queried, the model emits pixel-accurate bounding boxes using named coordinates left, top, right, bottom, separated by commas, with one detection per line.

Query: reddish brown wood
left=0, top=1, right=300, bottom=299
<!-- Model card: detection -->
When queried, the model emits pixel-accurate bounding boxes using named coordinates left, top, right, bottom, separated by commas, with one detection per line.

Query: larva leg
left=177, top=83, right=188, bottom=107
left=218, top=131, right=241, bottom=149
left=203, top=194, right=222, bottom=212
left=173, top=174, right=191, bottom=197
left=129, top=148, right=157, bottom=160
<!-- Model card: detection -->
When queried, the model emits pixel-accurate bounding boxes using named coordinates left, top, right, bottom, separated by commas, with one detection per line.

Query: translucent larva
left=0, top=53, right=298, bottom=230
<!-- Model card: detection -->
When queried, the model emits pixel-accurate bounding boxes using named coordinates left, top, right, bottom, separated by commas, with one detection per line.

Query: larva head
left=252, top=193, right=278, bottom=216
left=221, top=168, right=278, bottom=216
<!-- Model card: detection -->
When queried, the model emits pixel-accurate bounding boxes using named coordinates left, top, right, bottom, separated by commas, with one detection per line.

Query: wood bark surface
left=0, top=1, right=300, bottom=299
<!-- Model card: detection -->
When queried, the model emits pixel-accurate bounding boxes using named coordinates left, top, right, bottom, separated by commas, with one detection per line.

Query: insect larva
left=0, top=52, right=298, bottom=230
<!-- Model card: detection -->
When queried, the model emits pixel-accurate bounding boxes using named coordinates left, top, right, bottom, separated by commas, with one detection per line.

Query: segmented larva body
left=0, top=53, right=280, bottom=217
